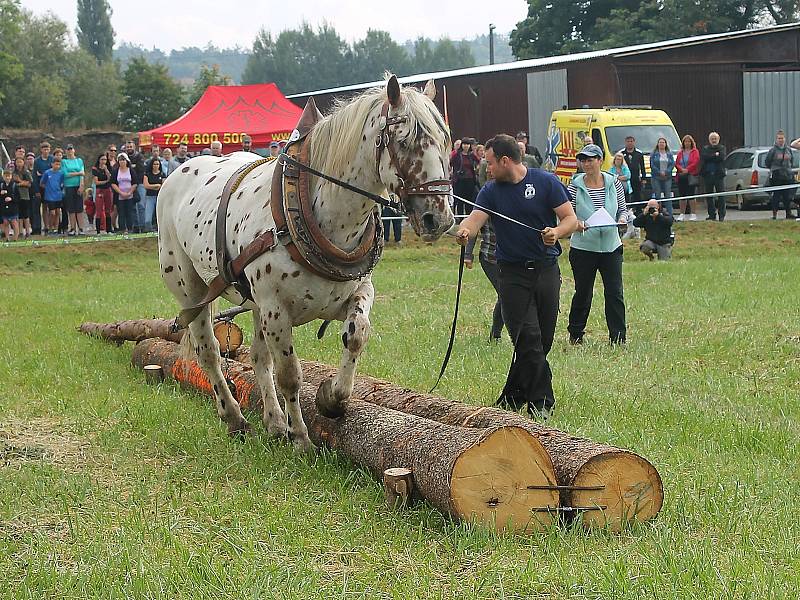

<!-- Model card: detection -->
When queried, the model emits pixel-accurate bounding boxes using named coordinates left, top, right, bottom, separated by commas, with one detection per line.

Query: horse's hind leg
left=315, top=280, right=374, bottom=419
left=250, top=307, right=288, bottom=437
left=187, top=308, right=251, bottom=437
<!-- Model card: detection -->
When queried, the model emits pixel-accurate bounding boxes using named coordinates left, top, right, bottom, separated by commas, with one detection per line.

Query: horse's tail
left=178, top=325, right=196, bottom=380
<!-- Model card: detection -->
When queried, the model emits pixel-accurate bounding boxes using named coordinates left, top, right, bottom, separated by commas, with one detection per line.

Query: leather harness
left=175, top=97, right=452, bottom=330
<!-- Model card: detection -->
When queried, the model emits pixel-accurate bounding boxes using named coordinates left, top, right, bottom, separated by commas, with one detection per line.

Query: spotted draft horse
left=157, top=76, right=454, bottom=450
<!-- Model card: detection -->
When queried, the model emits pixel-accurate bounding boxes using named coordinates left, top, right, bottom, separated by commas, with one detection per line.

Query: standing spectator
left=142, top=158, right=164, bottom=232
left=12, top=157, right=33, bottom=238
left=477, top=145, right=489, bottom=188
left=515, top=131, right=543, bottom=165
left=105, top=145, right=119, bottom=233
left=61, top=144, right=86, bottom=235
left=1, top=169, right=20, bottom=241
left=161, top=148, right=174, bottom=177
left=609, top=152, right=632, bottom=202
left=111, top=153, right=138, bottom=235
left=6, top=145, right=25, bottom=170
left=455, top=134, right=578, bottom=419
left=242, top=135, right=258, bottom=154
left=764, top=130, right=795, bottom=220
left=649, top=137, right=675, bottom=217
left=124, top=140, right=146, bottom=232
left=172, top=143, right=190, bottom=166
left=51, top=148, right=67, bottom=233
left=621, top=136, right=647, bottom=207
left=210, top=140, right=223, bottom=157
left=633, top=199, right=675, bottom=260
left=700, top=132, right=727, bottom=221
left=268, top=141, right=280, bottom=158
left=33, top=142, right=54, bottom=234
left=675, top=135, right=700, bottom=221
left=25, top=152, right=41, bottom=235
left=450, top=137, right=480, bottom=221
left=465, top=218, right=505, bottom=342
left=83, top=188, right=96, bottom=228
left=566, top=144, right=628, bottom=345
left=40, top=157, right=64, bottom=234
left=92, top=154, right=114, bottom=234
left=381, top=207, right=402, bottom=244
left=518, top=141, right=540, bottom=169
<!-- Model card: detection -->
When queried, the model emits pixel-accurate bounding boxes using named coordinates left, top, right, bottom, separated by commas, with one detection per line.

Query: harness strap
left=174, top=158, right=275, bottom=329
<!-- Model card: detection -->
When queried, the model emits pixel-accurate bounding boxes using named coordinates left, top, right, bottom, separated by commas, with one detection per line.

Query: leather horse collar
left=270, top=120, right=383, bottom=282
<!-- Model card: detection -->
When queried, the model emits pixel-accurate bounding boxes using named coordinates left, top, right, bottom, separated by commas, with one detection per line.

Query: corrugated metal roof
left=288, top=22, right=800, bottom=99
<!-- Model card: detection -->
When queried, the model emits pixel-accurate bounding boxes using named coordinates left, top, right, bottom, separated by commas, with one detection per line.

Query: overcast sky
left=25, top=0, right=529, bottom=52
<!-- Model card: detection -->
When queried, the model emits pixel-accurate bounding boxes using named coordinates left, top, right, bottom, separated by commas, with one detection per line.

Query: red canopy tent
left=138, top=83, right=303, bottom=152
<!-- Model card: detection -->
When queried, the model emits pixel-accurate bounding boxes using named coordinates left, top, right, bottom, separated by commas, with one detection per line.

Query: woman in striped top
left=566, top=144, right=628, bottom=345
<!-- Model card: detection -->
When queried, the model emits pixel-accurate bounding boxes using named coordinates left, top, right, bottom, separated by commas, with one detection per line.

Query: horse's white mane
left=309, top=83, right=451, bottom=183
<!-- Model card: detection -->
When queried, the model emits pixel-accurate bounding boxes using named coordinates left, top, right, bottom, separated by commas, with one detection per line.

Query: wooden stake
left=143, top=364, right=164, bottom=384
left=383, top=467, right=414, bottom=510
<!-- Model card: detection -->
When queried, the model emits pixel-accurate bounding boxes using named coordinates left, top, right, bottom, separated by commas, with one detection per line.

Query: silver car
left=723, top=146, right=800, bottom=209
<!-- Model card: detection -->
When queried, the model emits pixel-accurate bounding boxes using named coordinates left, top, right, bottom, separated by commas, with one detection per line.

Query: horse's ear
left=423, top=79, right=436, bottom=100
left=387, top=75, right=401, bottom=107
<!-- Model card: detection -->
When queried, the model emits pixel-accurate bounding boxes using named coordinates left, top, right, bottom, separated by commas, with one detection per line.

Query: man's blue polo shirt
left=474, top=168, right=569, bottom=264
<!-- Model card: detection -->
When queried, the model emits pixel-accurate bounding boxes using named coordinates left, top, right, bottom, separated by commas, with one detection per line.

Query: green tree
left=759, top=0, right=799, bottom=23
left=64, top=47, right=123, bottom=127
left=187, top=63, right=232, bottom=106
left=0, top=0, right=24, bottom=108
left=120, top=57, right=184, bottom=130
left=0, top=9, right=70, bottom=127
left=410, top=37, right=436, bottom=73
left=76, top=0, right=114, bottom=62
left=430, top=38, right=475, bottom=71
left=242, top=23, right=348, bottom=94
left=350, top=29, right=412, bottom=83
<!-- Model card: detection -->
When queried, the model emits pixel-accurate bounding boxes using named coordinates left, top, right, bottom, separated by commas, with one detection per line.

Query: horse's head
left=375, top=76, right=455, bottom=242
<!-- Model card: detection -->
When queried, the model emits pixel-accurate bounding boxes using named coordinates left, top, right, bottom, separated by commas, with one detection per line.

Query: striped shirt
left=567, top=178, right=627, bottom=220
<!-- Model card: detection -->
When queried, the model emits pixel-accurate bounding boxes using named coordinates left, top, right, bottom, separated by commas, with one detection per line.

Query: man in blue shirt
left=457, top=134, right=577, bottom=419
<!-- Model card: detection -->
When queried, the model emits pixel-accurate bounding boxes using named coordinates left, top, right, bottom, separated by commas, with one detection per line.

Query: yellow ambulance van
left=543, top=107, right=681, bottom=185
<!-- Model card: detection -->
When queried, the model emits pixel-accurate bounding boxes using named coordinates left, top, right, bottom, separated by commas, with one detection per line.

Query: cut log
left=79, top=318, right=243, bottom=353
left=293, top=359, right=663, bottom=532
left=130, top=338, right=560, bottom=533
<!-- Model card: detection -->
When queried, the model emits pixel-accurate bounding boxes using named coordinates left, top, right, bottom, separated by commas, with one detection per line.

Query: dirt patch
left=0, top=417, right=90, bottom=467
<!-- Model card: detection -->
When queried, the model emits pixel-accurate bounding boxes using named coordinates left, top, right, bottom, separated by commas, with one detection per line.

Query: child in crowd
left=84, top=188, right=96, bottom=228
left=40, top=157, right=65, bottom=235
left=1, top=169, right=20, bottom=242
left=12, top=156, right=33, bottom=238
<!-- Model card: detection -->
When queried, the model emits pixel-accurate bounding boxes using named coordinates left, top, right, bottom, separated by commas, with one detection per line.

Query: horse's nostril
left=422, top=213, right=437, bottom=231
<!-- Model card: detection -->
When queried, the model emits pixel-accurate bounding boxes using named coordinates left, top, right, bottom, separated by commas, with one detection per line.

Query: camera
left=648, top=207, right=658, bottom=215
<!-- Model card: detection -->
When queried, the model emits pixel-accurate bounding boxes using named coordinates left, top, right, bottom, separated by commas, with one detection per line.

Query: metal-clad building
left=288, top=24, right=800, bottom=152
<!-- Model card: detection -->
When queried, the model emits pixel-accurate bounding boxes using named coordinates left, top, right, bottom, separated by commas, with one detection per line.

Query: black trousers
left=453, top=178, right=477, bottom=220
left=496, top=261, right=561, bottom=408
left=479, top=256, right=505, bottom=339
left=568, top=246, right=626, bottom=343
left=381, top=207, right=402, bottom=242
left=704, top=176, right=726, bottom=220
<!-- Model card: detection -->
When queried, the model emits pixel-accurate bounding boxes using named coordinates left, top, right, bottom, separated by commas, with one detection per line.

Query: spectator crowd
left=1, top=135, right=275, bottom=242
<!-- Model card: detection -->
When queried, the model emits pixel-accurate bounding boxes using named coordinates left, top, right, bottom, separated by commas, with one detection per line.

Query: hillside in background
left=113, top=33, right=515, bottom=86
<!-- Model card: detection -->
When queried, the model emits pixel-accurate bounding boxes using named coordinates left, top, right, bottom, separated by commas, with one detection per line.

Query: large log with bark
left=130, top=338, right=560, bottom=533
left=79, top=318, right=243, bottom=353
left=230, top=347, right=662, bottom=531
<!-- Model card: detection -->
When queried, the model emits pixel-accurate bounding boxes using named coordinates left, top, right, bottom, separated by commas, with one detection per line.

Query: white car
left=723, top=146, right=800, bottom=209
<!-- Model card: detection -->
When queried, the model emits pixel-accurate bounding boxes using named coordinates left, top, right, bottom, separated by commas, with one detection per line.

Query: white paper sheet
left=585, top=207, right=618, bottom=228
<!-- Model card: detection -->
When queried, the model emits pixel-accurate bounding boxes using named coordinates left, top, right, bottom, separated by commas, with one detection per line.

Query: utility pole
left=489, top=23, right=496, bottom=65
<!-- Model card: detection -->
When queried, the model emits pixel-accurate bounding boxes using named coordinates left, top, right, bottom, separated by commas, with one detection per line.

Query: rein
left=280, top=153, right=404, bottom=213
left=429, top=243, right=465, bottom=394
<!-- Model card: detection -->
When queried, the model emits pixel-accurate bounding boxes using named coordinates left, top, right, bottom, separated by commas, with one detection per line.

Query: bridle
left=374, top=99, right=453, bottom=212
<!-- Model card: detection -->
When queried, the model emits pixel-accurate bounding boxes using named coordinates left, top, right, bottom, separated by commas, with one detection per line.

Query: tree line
left=1, top=0, right=796, bottom=132
left=511, top=0, right=798, bottom=58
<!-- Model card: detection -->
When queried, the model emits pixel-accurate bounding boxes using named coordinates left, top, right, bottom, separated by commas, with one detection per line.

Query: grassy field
left=1, top=221, right=799, bottom=598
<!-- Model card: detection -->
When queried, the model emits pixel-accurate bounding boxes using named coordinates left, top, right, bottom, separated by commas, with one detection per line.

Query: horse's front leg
left=315, top=280, right=374, bottom=419
left=260, top=309, right=314, bottom=452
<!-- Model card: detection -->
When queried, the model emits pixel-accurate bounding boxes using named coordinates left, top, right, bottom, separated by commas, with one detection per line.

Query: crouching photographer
left=633, top=199, right=674, bottom=261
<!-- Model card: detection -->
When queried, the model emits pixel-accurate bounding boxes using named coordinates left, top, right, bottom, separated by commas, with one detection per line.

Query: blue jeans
left=651, top=177, right=673, bottom=216
left=143, top=194, right=158, bottom=232
left=134, top=185, right=146, bottom=230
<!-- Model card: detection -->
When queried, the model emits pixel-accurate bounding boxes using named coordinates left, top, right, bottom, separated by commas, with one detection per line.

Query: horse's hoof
left=315, top=377, right=345, bottom=419
left=292, top=436, right=317, bottom=453
left=264, top=419, right=289, bottom=438
left=227, top=418, right=252, bottom=440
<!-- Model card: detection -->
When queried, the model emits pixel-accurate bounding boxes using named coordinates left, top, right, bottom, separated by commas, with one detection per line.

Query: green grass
left=1, top=221, right=799, bottom=598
